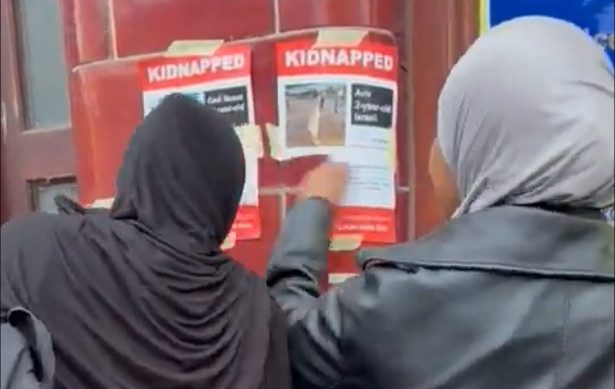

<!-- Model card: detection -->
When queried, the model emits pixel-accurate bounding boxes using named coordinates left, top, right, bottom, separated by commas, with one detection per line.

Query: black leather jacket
left=267, top=199, right=614, bottom=389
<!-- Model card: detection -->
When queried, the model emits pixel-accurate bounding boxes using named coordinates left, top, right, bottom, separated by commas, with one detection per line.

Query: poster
left=481, top=0, right=614, bottom=68
left=138, top=45, right=261, bottom=240
left=276, top=38, right=398, bottom=243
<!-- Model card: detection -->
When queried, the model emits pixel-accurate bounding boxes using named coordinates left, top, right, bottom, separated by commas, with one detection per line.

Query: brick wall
left=58, top=0, right=437, bottom=277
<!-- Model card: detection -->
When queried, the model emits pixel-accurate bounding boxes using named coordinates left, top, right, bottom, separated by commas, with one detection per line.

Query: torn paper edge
left=265, top=123, right=285, bottom=161
left=235, top=123, right=265, bottom=158
left=221, top=231, right=237, bottom=251
left=329, top=234, right=363, bottom=252
left=328, top=273, right=357, bottom=285
left=313, top=27, right=368, bottom=48
left=90, top=197, right=115, bottom=209
left=165, top=39, right=225, bottom=57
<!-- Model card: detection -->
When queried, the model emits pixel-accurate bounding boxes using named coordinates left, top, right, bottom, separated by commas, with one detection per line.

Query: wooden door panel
left=1, top=0, right=76, bottom=222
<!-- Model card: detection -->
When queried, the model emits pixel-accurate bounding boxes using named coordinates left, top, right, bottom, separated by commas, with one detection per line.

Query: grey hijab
left=437, top=16, right=614, bottom=216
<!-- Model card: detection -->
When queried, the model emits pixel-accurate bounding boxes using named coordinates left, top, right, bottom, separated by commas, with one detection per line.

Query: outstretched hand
left=298, top=162, right=349, bottom=206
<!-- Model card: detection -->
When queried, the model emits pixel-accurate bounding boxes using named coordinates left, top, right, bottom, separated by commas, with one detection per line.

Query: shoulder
left=1, top=213, right=84, bottom=264
left=2, top=214, right=80, bottom=308
left=2, top=213, right=79, bottom=237
left=228, top=259, right=272, bottom=296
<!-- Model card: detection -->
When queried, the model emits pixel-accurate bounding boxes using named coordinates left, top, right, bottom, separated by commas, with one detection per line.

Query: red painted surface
left=278, top=0, right=402, bottom=33
left=59, top=0, right=109, bottom=66
left=65, top=0, right=409, bottom=276
left=410, top=1, right=478, bottom=236
left=396, top=80, right=409, bottom=187
left=59, top=0, right=478, bottom=276
left=111, top=0, right=274, bottom=57
left=227, top=195, right=281, bottom=275
left=70, top=59, right=141, bottom=204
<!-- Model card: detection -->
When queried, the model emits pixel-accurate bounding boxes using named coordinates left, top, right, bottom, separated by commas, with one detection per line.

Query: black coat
left=1, top=95, right=290, bottom=389
left=267, top=199, right=614, bottom=388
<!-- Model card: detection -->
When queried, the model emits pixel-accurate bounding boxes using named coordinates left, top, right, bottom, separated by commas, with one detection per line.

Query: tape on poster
left=235, top=123, right=264, bottom=158
left=220, top=231, right=237, bottom=251
left=165, top=40, right=225, bottom=57
left=90, top=197, right=115, bottom=209
left=265, top=123, right=284, bottom=161
left=329, top=234, right=363, bottom=252
left=328, top=273, right=357, bottom=285
left=313, top=28, right=368, bottom=48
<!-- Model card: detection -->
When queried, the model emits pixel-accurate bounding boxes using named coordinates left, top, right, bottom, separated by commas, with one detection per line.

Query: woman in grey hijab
left=266, top=16, right=614, bottom=389
left=434, top=15, right=614, bottom=218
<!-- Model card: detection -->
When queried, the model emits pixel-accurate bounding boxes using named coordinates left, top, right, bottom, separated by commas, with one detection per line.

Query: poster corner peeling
left=265, top=123, right=285, bottom=161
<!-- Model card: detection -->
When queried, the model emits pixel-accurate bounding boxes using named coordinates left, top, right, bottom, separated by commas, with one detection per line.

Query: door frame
left=408, top=0, right=478, bottom=237
left=1, top=0, right=76, bottom=222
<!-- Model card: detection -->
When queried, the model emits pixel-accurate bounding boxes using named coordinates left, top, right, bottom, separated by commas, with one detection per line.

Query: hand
left=298, top=162, right=349, bottom=206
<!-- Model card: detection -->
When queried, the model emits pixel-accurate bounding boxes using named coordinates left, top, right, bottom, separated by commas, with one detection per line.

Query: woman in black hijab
left=1, top=94, right=291, bottom=389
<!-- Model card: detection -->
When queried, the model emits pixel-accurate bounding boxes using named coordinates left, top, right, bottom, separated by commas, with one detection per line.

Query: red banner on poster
left=277, top=39, right=398, bottom=82
left=139, top=45, right=251, bottom=91
left=231, top=205, right=261, bottom=241
left=332, top=206, right=396, bottom=243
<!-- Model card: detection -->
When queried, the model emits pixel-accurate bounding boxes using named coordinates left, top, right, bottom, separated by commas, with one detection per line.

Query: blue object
left=482, top=0, right=614, bottom=69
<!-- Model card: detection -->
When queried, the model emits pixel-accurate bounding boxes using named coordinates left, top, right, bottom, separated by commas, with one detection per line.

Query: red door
left=1, top=0, right=76, bottom=223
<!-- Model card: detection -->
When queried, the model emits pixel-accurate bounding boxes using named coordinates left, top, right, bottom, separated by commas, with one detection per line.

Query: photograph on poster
left=284, top=82, right=347, bottom=148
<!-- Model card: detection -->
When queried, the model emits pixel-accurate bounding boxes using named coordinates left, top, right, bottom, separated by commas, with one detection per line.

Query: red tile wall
left=61, top=0, right=413, bottom=277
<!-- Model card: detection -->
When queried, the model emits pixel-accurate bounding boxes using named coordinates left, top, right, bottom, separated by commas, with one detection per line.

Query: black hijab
left=110, top=93, right=246, bottom=253
left=1, top=94, right=290, bottom=389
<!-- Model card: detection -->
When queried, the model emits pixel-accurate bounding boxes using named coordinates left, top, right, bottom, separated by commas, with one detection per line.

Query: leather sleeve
left=266, top=198, right=359, bottom=388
